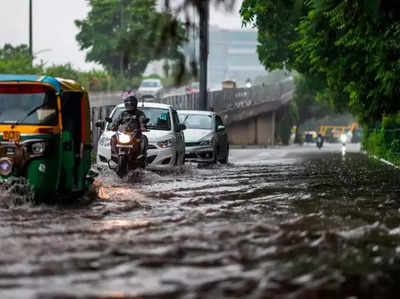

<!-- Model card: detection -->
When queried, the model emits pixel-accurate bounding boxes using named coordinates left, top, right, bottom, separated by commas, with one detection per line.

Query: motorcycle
left=316, top=135, right=324, bottom=149
left=109, top=129, right=147, bottom=178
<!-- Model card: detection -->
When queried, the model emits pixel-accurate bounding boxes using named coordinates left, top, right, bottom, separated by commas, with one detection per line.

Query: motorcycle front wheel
left=117, top=155, right=128, bottom=178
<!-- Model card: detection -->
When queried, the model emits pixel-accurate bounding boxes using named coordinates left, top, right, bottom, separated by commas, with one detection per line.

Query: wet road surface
left=2, top=143, right=400, bottom=299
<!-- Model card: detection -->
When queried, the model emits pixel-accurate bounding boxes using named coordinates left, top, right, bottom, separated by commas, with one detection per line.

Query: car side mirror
left=105, top=117, right=112, bottom=123
left=178, top=123, right=186, bottom=131
left=95, top=120, right=105, bottom=130
left=217, top=125, right=225, bottom=131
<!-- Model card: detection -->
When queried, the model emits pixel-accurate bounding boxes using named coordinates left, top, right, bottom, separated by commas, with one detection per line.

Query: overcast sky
left=0, top=0, right=245, bottom=71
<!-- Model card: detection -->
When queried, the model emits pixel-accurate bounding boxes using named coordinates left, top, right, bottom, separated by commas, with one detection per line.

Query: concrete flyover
left=156, top=78, right=295, bottom=146
left=90, top=78, right=295, bottom=147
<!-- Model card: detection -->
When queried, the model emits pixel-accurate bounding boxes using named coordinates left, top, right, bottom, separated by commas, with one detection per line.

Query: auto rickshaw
left=222, top=79, right=236, bottom=90
left=0, top=75, right=94, bottom=201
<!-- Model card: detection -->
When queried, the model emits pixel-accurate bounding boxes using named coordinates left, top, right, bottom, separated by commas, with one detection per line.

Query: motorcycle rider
left=316, top=132, right=324, bottom=149
left=110, top=92, right=147, bottom=159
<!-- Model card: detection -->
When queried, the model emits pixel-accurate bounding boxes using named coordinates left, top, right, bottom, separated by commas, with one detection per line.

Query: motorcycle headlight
left=340, top=134, right=347, bottom=143
left=31, top=142, right=46, bottom=154
left=157, top=138, right=174, bottom=148
left=0, top=157, right=13, bottom=177
left=118, top=134, right=132, bottom=144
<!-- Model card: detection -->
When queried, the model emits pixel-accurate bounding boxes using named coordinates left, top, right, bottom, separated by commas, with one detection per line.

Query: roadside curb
left=364, top=150, right=400, bottom=170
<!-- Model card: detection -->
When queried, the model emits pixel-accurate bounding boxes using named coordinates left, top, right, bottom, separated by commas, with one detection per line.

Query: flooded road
left=2, top=143, right=400, bottom=299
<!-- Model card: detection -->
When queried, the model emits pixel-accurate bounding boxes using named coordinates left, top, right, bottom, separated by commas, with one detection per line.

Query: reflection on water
left=1, top=146, right=400, bottom=298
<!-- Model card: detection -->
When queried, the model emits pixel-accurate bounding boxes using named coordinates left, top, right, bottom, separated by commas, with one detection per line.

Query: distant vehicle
left=318, top=123, right=358, bottom=142
left=316, top=134, right=324, bottom=149
left=96, top=102, right=186, bottom=168
left=222, top=79, right=236, bottom=90
left=178, top=110, right=229, bottom=164
left=245, top=78, right=252, bottom=88
left=138, top=79, right=164, bottom=99
left=304, top=130, right=317, bottom=143
left=186, top=82, right=200, bottom=94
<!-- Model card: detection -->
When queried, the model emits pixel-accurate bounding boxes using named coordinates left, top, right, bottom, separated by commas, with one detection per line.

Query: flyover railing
left=155, top=78, right=294, bottom=113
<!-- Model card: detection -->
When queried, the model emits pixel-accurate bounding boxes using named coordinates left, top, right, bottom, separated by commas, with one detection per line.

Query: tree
left=241, top=0, right=307, bottom=71
left=292, top=0, right=400, bottom=125
left=75, top=0, right=186, bottom=77
left=0, top=44, right=43, bottom=74
left=241, top=0, right=400, bottom=125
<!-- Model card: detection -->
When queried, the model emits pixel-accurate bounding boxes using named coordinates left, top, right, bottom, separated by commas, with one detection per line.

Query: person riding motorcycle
left=110, top=93, right=147, bottom=159
left=316, top=132, right=324, bottom=149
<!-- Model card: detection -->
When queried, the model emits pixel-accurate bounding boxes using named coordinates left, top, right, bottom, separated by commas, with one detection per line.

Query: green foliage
left=45, top=63, right=80, bottom=81
left=241, top=0, right=307, bottom=71
left=241, top=0, right=400, bottom=127
left=0, top=44, right=43, bottom=74
left=363, top=113, right=400, bottom=165
left=0, top=43, right=145, bottom=92
left=75, top=0, right=186, bottom=77
left=292, top=73, right=334, bottom=124
left=291, top=0, right=400, bottom=124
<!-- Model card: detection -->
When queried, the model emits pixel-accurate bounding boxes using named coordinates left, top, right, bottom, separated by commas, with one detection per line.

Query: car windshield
left=140, top=81, right=160, bottom=88
left=0, top=91, right=58, bottom=126
left=109, top=107, right=171, bottom=131
left=179, top=114, right=213, bottom=130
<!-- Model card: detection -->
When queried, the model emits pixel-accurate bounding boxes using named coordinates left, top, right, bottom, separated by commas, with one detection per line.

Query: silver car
left=97, top=102, right=186, bottom=168
left=138, top=79, right=163, bottom=99
left=178, top=110, right=229, bottom=164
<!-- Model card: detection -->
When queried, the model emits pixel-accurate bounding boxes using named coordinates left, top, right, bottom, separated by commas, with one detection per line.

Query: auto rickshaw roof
left=0, top=74, right=85, bottom=95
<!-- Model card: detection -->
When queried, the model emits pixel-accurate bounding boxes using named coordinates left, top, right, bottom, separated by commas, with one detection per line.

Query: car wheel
left=180, top=152, right=185, bottom=165
left=219, top=145, right=229, bottom=164
left=174, top=151, right=184, bottom=166
left=212, top=146, right=218, bottom=164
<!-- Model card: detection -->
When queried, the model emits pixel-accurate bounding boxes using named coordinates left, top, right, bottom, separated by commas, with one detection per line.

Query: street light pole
left=29, top=0, right=33, bottom=61
left=199, top=0, right=209, bottom=111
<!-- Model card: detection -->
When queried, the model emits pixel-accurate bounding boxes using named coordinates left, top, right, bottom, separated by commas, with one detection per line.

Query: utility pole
left=29, top=0, right=33, bottom=62
left=119, top=0, right=125, bottom=76
left=199, top=0, right=209, bottom=111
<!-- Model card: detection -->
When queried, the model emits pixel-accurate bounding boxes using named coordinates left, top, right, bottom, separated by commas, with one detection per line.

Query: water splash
left=0, top=177, right=35, bottom=208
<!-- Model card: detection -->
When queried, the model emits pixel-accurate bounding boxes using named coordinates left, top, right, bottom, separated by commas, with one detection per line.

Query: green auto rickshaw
left=0, top=75, right=94, bottom=201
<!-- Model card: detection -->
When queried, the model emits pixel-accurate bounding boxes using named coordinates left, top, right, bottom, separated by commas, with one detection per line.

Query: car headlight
left=31, top=142, right=46, bottom=154
left=199, top=137, right=214, bottom=146
left=157, top=138, right=174, bottom=148
left=199, top=140, right=210, bottom=146
left=0, top=157, right=13, bottom=176
left=118, top=133, right=132, bottom=144
left=99, top=136, right=111, bottom=147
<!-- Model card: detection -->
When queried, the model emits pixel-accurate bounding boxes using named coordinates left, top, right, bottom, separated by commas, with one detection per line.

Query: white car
left=178, top=110, right=229, bottom=164
left=137, top=79, right=163, bottom=99
left=96, top=102, right=186, bottom=168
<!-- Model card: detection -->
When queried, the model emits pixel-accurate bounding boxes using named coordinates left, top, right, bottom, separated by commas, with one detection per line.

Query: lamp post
left=29, top=0, right=33, bottom=61
left=199, top=0, right=209, bottom=111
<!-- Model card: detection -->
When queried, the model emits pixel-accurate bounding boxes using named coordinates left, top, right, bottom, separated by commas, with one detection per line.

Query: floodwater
left=1, top=143, right=400, bottom=299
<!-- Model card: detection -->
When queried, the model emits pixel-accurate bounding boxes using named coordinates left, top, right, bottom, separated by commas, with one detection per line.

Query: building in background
left=148, top=2, right=268, bottom=88
left=184, top=26, right=267, bottom=89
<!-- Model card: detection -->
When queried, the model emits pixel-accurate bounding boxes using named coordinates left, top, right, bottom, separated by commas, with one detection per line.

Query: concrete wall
left=227, top=111, right=275, bottom=146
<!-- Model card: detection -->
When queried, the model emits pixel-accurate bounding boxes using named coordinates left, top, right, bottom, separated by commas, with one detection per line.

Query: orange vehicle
left=222, top=79, right=236, bottom=89
left=318, top=123, right=358, bottom=140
